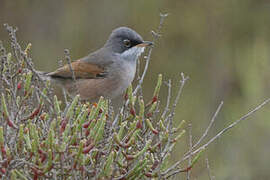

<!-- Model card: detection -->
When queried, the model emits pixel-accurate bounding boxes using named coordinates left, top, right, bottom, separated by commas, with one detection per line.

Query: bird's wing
left=47, top=59, right=106, bottom=79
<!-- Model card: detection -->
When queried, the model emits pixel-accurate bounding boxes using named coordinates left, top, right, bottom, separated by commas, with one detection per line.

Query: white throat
left=120, top=46, right=145, bottom=61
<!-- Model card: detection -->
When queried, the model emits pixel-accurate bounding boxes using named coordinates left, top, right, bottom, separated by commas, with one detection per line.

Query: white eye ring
left=123, top=39, right=131, bottom=48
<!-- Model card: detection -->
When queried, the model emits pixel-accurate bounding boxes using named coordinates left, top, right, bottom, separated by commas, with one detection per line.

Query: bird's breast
left=107, top=60, right=136, bottom=98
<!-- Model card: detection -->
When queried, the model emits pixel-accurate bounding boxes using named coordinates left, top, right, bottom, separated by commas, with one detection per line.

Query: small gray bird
left=44, top=27, right=152, bottom=101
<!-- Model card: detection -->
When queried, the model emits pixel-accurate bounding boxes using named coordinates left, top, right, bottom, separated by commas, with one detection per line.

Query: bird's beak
left=136, top=41, right=154, bottom=47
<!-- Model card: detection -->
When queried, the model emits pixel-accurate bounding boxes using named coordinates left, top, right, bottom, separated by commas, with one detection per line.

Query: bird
left=42, top=27, right=153, bottom=101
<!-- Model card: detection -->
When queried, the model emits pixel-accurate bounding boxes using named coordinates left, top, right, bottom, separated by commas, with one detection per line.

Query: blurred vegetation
left=1, top=0, right=270, bottom=179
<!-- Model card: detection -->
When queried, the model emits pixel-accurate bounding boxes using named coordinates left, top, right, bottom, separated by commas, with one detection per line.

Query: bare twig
left=133, top=12, right=168, bottom=95
left=206, top=158, right=214, bottom=180
left=187, top=124, right=192, bottom=180
left=166, top=73, right=189, bottom=130
left=188, top=97, right=270, bottom=158
left=163, top=97, right=270, bottom=176
left=165, top=167, right=189, bottom=179
left=64, top=49, right=76, bottom=82
left=173, top=101, right=223, bottom=177
left=193, top=101, right=224, bottom=149
left=161, top=79, right=172, bottom=119
left=63, top=49, right=79, bottom=104
left=170, top=73, right=189, bottom=118
left=167, top=101, right=223, bottom=179
left=136, top=55, right=141, bottom=80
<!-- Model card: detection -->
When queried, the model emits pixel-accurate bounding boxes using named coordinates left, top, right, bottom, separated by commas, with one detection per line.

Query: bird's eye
left=123, top=39, right=131, bottom=48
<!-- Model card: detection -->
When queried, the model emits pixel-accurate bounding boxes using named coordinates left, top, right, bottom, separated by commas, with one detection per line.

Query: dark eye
left=123, top=39, right=131, bottom=48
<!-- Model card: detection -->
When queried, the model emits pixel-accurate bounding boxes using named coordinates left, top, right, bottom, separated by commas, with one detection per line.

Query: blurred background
left=1, top=0, right=270, bottom=179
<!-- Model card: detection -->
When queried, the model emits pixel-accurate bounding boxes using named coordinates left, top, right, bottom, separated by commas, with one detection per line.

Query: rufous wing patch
left=47, top=60, right=105, bottom=79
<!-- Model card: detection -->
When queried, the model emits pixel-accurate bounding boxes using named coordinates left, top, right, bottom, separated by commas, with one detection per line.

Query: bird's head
left=105, top=27, right=152, bottom=61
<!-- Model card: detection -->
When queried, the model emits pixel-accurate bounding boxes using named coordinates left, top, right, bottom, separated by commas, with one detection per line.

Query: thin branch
left=133, top=12, right=168, bottom=95
left=161, top=79, right=172, bottom=119
left=170, top=73, right=189, bottom=117
left=63, top=49, right=79, bottom=103
left=165, top=168, right=188, bottom=179
left=166, top=101, right=223, bottom=178
left=188, top=97, right=270, bottom=158
left=166, top=73, right=189, bottom=130
left=187, top=124, right=192, bottom=180
left=64, top=49, right=76, bottom=82
left=136, top=54, right=141, bottom=80
left=163, top=97, right=270, bottom=176
left=193, top=101, right=224, bottom=149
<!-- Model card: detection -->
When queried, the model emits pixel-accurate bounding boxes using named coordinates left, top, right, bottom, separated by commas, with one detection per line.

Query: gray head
left=104, top=27, right=152, bottom=60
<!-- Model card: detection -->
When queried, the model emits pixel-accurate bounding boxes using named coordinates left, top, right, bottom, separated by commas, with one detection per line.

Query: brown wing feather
left=47, top=60, right=105, bottom=79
